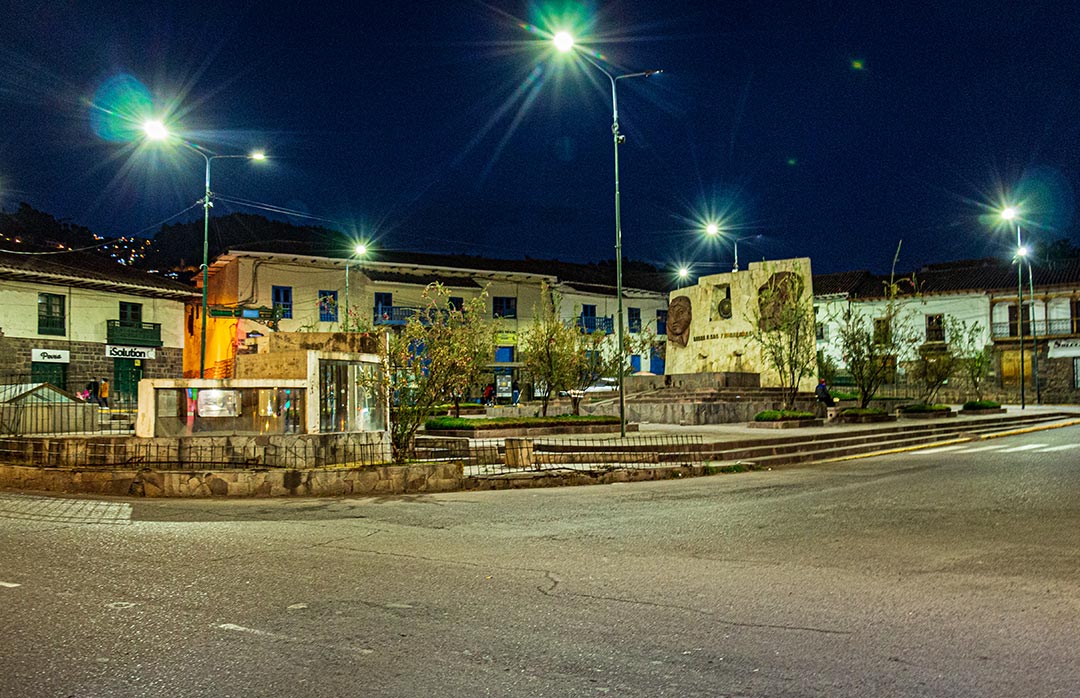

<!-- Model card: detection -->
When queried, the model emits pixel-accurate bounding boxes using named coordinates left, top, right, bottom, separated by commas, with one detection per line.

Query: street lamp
left=704, top=223, right=758, bottom=272
left=143, top=120, right=267, bottom=378
left=343, top=243, right=368, bottom=330
left=554, top=31, right=662, bottom=438
left=1000, top=206, right=1028, bottom=408
left=1016, top=244, right=1040, bottom=404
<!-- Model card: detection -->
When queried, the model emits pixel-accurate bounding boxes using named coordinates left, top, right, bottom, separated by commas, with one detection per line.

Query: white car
left=559, top=378, right=620, bottom=398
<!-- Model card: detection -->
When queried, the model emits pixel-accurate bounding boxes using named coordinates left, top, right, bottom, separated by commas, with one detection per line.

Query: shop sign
left=106, top=345, right=157, bottom=360
left=32, top=348, right=69, bottom=363
left=494, top=331, right=517, bottom=347
left=1047, top=339, right=1080, bottom=359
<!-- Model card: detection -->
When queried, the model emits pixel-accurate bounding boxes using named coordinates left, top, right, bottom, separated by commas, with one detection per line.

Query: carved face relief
left=668, top=295, right=692, bottom=347
left=757, top=271, right=804, bottom=332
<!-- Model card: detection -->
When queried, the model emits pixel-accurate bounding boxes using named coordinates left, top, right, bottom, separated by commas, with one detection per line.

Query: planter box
left=425, top=422, right=638, bottom=439
left=897, top=409, right=956, bottom=419
left=834, top=413, right=897, bottom=424
left=748, top=418, right=824, bottom=429
left=960, top=407, right=1007, bottom=415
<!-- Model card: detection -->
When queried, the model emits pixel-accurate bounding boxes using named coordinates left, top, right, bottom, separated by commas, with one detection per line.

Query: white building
left=0, top=247, right=197, bottom=402
left=813, top=258, right=1080, bottom=403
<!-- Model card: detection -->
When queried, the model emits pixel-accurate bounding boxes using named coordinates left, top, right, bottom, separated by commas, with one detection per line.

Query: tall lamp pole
left=343, top=243, right=368, bottom=330
left=1019, top=246, right=1040, bottom=403
left=142, top=120, right=265, bottom=379
left=1001, top=207, right=1025, bottom=409
left=554, top=32, right=661, bottom=438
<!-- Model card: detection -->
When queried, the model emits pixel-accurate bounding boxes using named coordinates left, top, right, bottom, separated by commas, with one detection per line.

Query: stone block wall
left=0, top=336, right=182, bottom=381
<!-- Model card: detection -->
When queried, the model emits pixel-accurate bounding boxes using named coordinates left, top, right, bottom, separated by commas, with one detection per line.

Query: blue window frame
left=493, top=296, right=517, bottom=319
left=374, top=292, right=393, bottom=315
left=494, top=346, right=515, bottom=363
left=272, top=286, right=293, bottom=319
left=319, top=290, right=338, bottom=322
left=656, top=309, right=668, bottom=336
left=630, top=354, right=642, bottom=372
left=628, top=307, right=641, bottom=333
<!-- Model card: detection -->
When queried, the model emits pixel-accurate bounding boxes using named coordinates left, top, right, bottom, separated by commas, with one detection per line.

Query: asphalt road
left=2, top=427, right=1079, bottom=697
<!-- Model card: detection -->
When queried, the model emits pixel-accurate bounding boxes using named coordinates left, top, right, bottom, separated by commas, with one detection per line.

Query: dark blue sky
left=2, top=0, right=1078, bottom=274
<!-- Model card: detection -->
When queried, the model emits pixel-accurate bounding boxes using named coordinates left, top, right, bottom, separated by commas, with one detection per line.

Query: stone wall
left=0, top=461, right=462, bottom=497
left=0, top=335, right=182, bottom=381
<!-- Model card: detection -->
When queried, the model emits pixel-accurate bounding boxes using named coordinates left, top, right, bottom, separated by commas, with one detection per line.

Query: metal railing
left=106, top=320, right=163, bottom=347
left=415, top=434, right=704, bottom=476
left=576, top=315, right=614, bottom=334
left=0, top=371, right=139, bottom=436
left=991, top=318, right=1076, bottom=339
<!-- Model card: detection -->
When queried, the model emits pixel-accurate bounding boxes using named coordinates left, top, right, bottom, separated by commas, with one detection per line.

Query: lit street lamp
left=1016, top=244, right=1040, bottom=404
left=704, top=223, right=758, bottom=272
left=143, top=121, right=266, bottom=378
left=1000, top=206, right=1032, bottom=408
left=554, top=31, right=662, bottom=438
left=343, top=243, right=368, bottom=329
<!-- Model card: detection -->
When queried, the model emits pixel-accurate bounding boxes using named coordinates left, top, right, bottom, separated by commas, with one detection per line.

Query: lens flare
left=89, top=74, right=156, bottom=142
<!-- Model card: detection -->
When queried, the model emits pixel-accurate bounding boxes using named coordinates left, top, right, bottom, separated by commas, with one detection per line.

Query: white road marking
left=916, top=446, right=971, bottom=455
left=217, top=623, right=375, bottom=654
left=958, top=444, right=1012, bottom=453
left=999, top=444, right=1047, bottom=453
left=1037, top=444, right=1080, bottom=453
left=0, top=581, right=21, bottom=588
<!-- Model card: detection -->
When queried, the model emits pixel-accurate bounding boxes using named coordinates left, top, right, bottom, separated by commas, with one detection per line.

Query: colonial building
left=0, top=247, right=197, bottom=402
left=194, top=243, right=671, bottom=391
left=813, top=258, right=1080, bottom=403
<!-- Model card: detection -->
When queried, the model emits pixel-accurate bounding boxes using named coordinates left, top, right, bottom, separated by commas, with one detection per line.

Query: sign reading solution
left=105, top=345, right=157, bottom=360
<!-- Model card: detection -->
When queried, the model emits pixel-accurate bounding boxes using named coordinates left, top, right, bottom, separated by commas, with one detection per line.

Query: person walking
left=85, top=379, right=99, bottom=404
left=98, top=378, right=110, bottom=408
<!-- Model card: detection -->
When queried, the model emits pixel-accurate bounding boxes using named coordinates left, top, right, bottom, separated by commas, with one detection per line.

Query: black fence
left=415, top=434, right=705, bottom=476
left=0, top=438, right=386, bottom=471
left=0, top=370, right=139, bottom=437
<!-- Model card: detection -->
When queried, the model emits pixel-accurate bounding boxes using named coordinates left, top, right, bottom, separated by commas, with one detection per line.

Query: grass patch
left=753, top=409, right=816, bottom=422
left=425, top=415, right=619, bottom=431
left=899, top=403, right=951, bottom=413
left=962, top=400, right=1001, bottom=410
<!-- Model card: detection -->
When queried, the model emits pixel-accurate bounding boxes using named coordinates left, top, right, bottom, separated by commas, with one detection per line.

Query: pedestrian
left=483, top=383, right=495, bottom=406
left=815, top=378, right=835, bottom=407
left=98, top=378, right=110, bottom=408
left=85, top=379, right=99, bottom=404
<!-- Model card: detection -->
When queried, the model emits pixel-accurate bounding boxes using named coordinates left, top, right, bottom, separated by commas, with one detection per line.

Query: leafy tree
left=816, top=349, right=838, bottom=387
left=909, top=345, right=957, bottom=404
left=748, top=270, right=817, bottom=409
left=949, top=318, right=992, bottom=401
left=371, top=284, right=493, bottom=462
left=519, top=285, right=579, bottom=417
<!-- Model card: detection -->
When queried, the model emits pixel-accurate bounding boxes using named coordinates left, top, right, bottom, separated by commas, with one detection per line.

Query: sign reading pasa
left=106, top=345, right=157, bottom=360
left=32, top=348, right=70, bottom=363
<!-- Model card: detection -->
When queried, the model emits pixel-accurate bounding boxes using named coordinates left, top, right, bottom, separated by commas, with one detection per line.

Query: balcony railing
left=991, top=318, right=1076, bottom=339
left=107, top=320, right=162, bottom=347
left=373, top=305, right=418, bottom=326
left=38, top=315, right=65, bottom=336
left=576, top=315, right=614, bottom=334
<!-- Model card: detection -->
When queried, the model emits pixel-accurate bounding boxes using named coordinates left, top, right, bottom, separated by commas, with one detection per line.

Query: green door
left=114, top=359, right=143, bottom=405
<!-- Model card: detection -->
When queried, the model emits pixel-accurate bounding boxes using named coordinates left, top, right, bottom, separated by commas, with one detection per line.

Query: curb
left=976, top=418, right=1080, bottom=439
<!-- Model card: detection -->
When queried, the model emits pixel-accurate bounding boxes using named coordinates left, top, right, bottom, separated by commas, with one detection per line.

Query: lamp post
left=1017, top=245, right=1040, bottom=403
left=704, top=224, right=758, bottom=272
left=343, top=243, right=368, bottom=330
left=143, top=120, right=265, bottom=378
left=1000, top=207, right=1026, bottom=408
left=554, top=32, right=661, bottom=438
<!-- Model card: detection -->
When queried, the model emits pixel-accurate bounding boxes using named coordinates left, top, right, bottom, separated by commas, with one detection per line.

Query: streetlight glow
left=355, top=243, right=367, bottom=256
left=250, top=151, right=266, bottom=161
left=677, top=266, right=689, bottom=279
left=705, top=222, right=720, bottom=236
left=553, top=31, right=575, bottom=53
left=142, top=120, right=169, bottom=141
left=1017, top=245, right=1029, bottom=258
left=1001, top=206, right=1018, bottom=221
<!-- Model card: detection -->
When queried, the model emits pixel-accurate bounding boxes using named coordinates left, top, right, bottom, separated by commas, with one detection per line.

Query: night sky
left=2, top=1, right=1079, bottom=275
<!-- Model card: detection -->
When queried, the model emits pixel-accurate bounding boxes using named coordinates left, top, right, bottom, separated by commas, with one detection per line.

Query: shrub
left=425, top=415, right=619, bottom=431
left=962, top=400, right=1001, bottom=410
left=840, top=407, right=886, bottom=416
left=830, top=391, right=859, bottom=401
left=899, top=403, right=951, bottom=413
left=754, top=409, right=816, bottom=422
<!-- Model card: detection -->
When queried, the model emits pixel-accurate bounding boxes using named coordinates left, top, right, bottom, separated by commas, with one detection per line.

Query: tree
left=909, top=345, right=957, bottom=404
left=949, top=318, right=992, bottom=401
left=373, top=284, right=494, bottom=462
left=519, top=285, right=579, bottom=417
left=748, top=270, right=817, bottom=409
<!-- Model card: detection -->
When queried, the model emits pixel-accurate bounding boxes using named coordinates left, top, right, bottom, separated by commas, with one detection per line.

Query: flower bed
left=960, top=400, right=1006, bottom=415
left=749, top=410, right=822, bottom=429
left=834, top=408, right=897, bottom=424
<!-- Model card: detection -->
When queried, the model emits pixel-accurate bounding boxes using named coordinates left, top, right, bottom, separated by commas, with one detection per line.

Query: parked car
left=559, top=377, right=619, bottom=398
